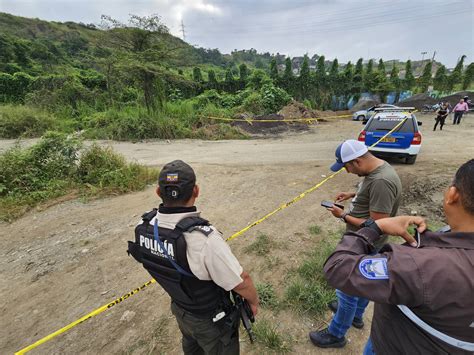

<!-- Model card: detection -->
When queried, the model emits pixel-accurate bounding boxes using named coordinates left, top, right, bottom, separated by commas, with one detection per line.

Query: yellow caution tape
left=15, top=111, right=415, bottom=354
left=15, top=280, right=156, bottom=355
left=226, top=169, right=344, bottom=241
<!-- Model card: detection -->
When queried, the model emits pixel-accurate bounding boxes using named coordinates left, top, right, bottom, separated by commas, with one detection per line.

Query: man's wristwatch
left=359, top=218, right=383, bottom=235
left=340, top=212, right=349, bottom=223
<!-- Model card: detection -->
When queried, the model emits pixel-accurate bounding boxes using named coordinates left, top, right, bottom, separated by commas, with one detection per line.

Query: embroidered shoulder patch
left=191, top=225, right=213, bottom=236
left=359, top=258, right=389, bottom=280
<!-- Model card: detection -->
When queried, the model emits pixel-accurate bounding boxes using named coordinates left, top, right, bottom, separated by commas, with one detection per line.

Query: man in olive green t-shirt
left=310, top=139, right=402, bottom=349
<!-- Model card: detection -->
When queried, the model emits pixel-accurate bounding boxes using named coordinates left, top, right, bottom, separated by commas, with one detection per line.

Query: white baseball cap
left=330, top=139, right=369, bottom=172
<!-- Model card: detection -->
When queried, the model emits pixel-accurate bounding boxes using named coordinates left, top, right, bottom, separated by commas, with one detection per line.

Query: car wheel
left=357, top=115, right=365, bottom=121
left=406, top=155, right=417, bottom=164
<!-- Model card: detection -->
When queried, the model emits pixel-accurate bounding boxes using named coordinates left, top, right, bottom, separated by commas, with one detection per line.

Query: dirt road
left=1, top=114, right=473, bottom=354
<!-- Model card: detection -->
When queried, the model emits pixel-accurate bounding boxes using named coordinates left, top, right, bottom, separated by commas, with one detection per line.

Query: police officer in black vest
left=128, top=160, right=259, bottom=355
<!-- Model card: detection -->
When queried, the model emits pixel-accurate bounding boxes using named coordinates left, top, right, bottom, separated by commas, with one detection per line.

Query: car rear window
left=366, top=116, right=415, bottom=133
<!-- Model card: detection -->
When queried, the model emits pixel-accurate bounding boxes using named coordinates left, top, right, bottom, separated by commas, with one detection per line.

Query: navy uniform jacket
left=324, top=227, right=474, bottom=354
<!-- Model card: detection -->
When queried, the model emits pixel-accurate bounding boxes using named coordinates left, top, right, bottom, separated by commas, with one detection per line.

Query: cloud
left=151, top=0, right=222, bottom=37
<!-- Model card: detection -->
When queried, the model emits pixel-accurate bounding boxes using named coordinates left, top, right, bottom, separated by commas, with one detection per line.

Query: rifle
left=232, top=292, right=256, bottom=343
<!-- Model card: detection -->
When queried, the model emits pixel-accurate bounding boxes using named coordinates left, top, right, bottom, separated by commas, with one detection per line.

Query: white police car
left=352, top=104, right=398, bottom=122
left=357, top=107, right=422, bottom=164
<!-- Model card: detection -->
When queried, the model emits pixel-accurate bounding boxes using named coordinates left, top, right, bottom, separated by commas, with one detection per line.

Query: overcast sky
left=1, top=0, right=472, bottom=67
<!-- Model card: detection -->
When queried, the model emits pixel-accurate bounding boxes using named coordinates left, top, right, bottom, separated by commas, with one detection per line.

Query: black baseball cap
left=158, top=160, right=196, bottom=201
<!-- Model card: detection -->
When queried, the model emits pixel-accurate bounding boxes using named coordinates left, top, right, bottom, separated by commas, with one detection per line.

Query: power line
left=191, top=7, right=464, bottom=39
left=188, top=1, right=460, bottom=34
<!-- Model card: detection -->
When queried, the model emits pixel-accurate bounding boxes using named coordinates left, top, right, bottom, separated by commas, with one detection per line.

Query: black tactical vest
left=128, top=209, right=231, bottom=315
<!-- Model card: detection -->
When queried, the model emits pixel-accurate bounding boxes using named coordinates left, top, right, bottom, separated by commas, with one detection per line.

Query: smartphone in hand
left=321, top=201, right=344, bottom=209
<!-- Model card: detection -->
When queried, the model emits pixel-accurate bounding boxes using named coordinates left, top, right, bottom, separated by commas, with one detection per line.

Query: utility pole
left=180, top=20, right=186, bottom=41
left=421, top=51, right=427, bottom=62
left=431, top=50, right=437, bottom=62
left=420, top=51, right=428, bottom=76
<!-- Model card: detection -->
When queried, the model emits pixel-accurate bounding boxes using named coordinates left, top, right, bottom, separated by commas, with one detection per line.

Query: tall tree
left=282, top=57, right=294, bottom=94
left=374, top=64, right=390, bottom=102
left=298, top=55, right=311, bottom=100
left=238, top=63, right=248, bottom=90
left=433, top=65, right=448, bottom=92
left=328, top=58, right=341, bottom=95
left=99, top=14, right=173, bottom=113
left=239, top=63, right=248, bottom=82
left=224, top=68, right=234, bottom=92
left=269, top=58, right=279, bottom=82
left=390, top=65, right=401, bottom=100
left=404, top=60, right=416, bottom=91
left=192, top=67, right=203, bottom=83
left=353, top=58, right=364, bottom=96
left=462, top=62, right=474, bottom=90
left=419, top=61, right=433, bottom=92
left=363, top=59, right=376, bottom=92
left=207, top=69, right=218, bottom=90
left=343, top=61, right=354, bottom=96
left=448, top=54, right=466, bottom=91
left=377, top=59, right=386, bottom=74
left=315, top=56, right=329, bottom=108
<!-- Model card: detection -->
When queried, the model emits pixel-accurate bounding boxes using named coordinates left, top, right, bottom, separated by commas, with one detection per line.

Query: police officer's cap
left=158, top=160, right=196, bottom=200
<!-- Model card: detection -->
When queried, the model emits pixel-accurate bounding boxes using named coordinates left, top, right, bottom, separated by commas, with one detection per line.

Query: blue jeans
left=363, top=337, right=375, bottom=355
left=328, top=289, right=369, bottom=338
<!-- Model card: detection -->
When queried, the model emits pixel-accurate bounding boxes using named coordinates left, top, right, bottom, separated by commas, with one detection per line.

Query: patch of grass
left=256, top=283, right=279, bottom=309
left=263, top=255, right=281, bottom=270
left=82, top=103, right=246, bottom=141
left=284, top=231, right=338, bottom=315
left=284, top=279, right=335, bottom=316
left=244, top=233, right=274, bottom=256
left=252, top=318, right=292, bottom=353
left=297, top=242, right=336, bottom=282
left=308, top=224, right=322, bottom=235
left=0, top=132, right=158, bottom=221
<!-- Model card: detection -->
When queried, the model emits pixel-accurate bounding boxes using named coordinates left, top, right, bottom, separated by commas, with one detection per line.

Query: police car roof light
left=374, top=107, right=415, bottom=112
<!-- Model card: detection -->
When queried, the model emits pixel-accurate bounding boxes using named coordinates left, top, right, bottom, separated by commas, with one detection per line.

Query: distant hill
left=0, top=11, right=451, bottom=77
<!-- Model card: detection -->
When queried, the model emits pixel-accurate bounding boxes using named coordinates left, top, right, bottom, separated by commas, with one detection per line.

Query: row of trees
left=190, top=54, right=473, bottom=108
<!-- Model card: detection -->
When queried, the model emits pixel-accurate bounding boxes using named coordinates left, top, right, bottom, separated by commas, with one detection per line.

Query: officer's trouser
left=171, top=301, right=239, bottom=355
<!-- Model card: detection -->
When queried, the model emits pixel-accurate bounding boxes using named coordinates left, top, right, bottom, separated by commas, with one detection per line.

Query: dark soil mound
left=232, top=114, right=310, bottom=135
left=440, top=91, right=473, bottom=105
left=398, top=93, right=437, bottom=110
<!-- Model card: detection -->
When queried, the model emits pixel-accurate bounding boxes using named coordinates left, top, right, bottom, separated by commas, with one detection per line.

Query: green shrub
left=0, top=132, right=157, bottom=221
left=260, top=84, right=291, bottom=114
left=241, top=91, right=265, bottom=115
left=0, top=131, right=80, bottom=195
left=0, top=105, right=62, bottom=138
left=78, top=144, right=155, bottom=192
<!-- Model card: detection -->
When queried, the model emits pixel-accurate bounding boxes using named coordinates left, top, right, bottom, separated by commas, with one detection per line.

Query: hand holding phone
left=321, top=201, right=344, bottom=209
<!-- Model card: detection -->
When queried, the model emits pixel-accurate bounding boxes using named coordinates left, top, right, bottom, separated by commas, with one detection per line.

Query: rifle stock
left=232, top=292, right=256, bottom=343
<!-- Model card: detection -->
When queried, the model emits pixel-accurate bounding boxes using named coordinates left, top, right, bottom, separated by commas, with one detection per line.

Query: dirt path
left=1, top=114, right=473, bottom=354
